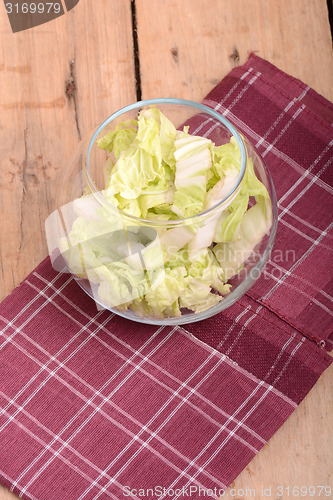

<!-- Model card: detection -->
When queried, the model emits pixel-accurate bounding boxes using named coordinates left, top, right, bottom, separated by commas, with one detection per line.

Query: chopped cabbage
left=61, top=108, right=272, bottom=318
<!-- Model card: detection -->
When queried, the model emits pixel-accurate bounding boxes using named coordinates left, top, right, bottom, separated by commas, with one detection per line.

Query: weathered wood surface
left=0, top=0, right=136, bottom=302
left=0, top=0, right=332, bottom=498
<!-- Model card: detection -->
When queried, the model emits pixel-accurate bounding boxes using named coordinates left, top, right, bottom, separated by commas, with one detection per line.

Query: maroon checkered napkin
left=0, top=55, right=332, bottom=500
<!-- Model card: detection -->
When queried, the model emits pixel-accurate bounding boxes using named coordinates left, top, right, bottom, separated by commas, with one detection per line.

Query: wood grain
left=0, top=0, right=136, bottom=302
left=0, top=0, right=332, bottom=499
left=135, top=1, right=333, bottom=498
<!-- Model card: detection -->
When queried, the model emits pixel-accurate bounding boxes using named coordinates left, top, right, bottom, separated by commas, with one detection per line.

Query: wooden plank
left=136, top=0, right=333, bottom=102
left=0, top=0, right=332, bottom=498
left=135, top=0, right=333, bottom=498
left=230, top=366, right=333, bottom=497
left=0, top=2, right=135, bottom=498
left=0, top=0, right=136, bottom=302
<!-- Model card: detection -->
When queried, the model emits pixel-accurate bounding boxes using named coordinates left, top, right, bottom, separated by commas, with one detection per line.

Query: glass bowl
left=45, top=98, right=277, bottom=325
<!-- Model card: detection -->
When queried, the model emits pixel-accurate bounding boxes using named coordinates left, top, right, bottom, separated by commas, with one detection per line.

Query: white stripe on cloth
left=31, top=272, right=267, bottom=444
left=0, top=389, right=141, bottom=492
left=0, top=273, right=72, bottom=350
left=276, top=216, right=333, bottom=252
left=87, top=320, right=299, bottom=500
left=0, top=407, right=123, bottom=500
left=193, top=72, right=261, bottom=140
left=223, top=312, right=259, bottom=357
left=220, top=73, right=261, bottom=116
left=263, top=222, right=333, bottom=301
left=216, top=67, right=255, bottom=106
left=264, top=335, right=295, bottom=380
left=265, top=263, right=333, bottom=312
left=0, top=308, right=109, bottom=419
left=278, top=209, right=333, bottom=239
left=255, top=86, right=310, bottom=148
left=272, top=338, right=305, bottom=386
left=215, top=305, right=251, bottom=349
left=202, top=98, right=333, bottom=194
left=191, top=67, right=255, bottom=137
left=178, top=327, right=297, bottom=408
left=255, top=100, right=297, bottom=147
left=165, top=337, right=304, bottom=500
left=278, top=156, right=332, bottom=221
left=200, top=99, right=305, bottom=172
left=0, top=470, right=39, bottom=500
left=278, top=139, right=333, bottom=205
left=261, top=105, right=305, bottom=158
left=78, top=350, right=230, bottom=500
left=213, top=226, right=332, bottom=366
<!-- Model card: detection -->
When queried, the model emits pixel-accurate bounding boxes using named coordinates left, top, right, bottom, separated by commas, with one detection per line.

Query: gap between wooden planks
left=0, top=0, right=332, bottom=499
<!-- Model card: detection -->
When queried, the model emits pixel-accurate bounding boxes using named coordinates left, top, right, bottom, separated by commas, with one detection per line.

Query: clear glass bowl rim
left=84, top=98, right=248, bottom=226
left=71, top=97, right=279, bottom=325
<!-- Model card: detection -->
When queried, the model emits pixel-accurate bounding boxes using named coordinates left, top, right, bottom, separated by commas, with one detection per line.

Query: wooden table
left=0, top=1, right=332, bottom=499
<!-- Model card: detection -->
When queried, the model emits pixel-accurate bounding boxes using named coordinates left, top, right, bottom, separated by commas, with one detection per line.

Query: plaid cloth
left=0, top=54, right=332, bottom=500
